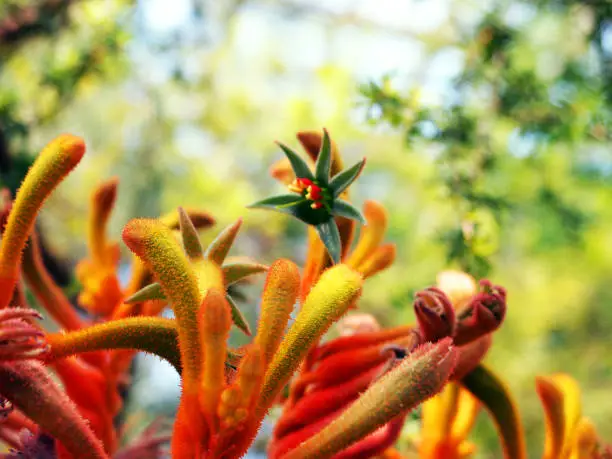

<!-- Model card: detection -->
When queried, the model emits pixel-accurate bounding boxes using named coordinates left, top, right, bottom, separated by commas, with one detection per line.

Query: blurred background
left=2, top=0, right=612, bottom=457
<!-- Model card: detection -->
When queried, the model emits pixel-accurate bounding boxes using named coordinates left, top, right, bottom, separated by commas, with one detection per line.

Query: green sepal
left=314, top=129, right=332, bottom=184
left=222, top=261, right=268, bottom=285
left=330, top=158, right=366, bottom=197
left=249, top=194, right=332, bottom=225
left=461, top=364, right=527, bottom=459
left=277, top=142, right=315, bottom=181
left=178, top=206, right=204, bottom=261
left=315, top=219, right=342, bottom=264
left=332, top=199, right=366, bottom=224
left=247, top=194, right=304, bottom=212
left=205, top=219, right=242, bottom=265
left=226, top=294, right=252, bottom=336
left=123, top=282, right=165, bottom=304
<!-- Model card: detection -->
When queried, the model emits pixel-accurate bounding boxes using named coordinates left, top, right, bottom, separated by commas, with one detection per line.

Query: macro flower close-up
left=2, top=1, right=612, bottom=458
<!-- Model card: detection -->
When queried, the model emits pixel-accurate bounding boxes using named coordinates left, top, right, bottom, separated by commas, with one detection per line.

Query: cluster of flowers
left=0, top=131, right=609, bottom=458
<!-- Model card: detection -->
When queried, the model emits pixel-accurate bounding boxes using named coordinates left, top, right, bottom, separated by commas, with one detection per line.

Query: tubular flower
left=536, top=373, right=611, bottom=459
left=425, top=271, right=505, bottom=377
left=266, top=132, right=394, bottom=301
left=250, top=129, right=367, bottom=263
left=278, top=337, right=457, bottom=459
left=269, top=316, right=457, bottom=459
left=298, top=199, right=394, bottom=303
left=417, top=382, right=480, bottom=459
left=75, top=178, right=123, bottom=317
left=121, top=211, right=365, bottom=458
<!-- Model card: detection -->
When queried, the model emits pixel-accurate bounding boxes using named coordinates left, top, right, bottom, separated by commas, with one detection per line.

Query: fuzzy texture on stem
left=0, top=134, right=85, bottom=309
left=45, top=317, right=182, bottom=372
left=283, top=338, right=457, bottom=459
left=256, top=264, right=363, bottom=418
left=254, top=259, right=300, bottom=367
left=122, top=218, right=202, bottom=391
left=0, top=360, right=107, bottom=459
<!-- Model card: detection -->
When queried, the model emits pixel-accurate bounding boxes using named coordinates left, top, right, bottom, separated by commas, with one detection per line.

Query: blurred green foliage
left=2, top=0, right=612, bottom=457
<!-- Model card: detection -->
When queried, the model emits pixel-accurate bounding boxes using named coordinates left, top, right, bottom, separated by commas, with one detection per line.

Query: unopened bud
left=414, top=287, right=456, bottom=342
left=454, top=280, right=506, bottom=346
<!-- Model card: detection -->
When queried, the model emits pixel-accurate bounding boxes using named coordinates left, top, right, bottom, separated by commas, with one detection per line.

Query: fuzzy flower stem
left=256, top=264, right=363, bottom=418
left=45, top=317, right=182, bottom=372
left=284, top=338, right=457, bottom=459
left=0, top=360, right=108, bottom=459
left=122, top=218, right=202, bottom=391
left=0, top=134, right=85, bottom=309
left=198, top=288, right=232, bottom=430
left=21, top=232, right=83, bottom=331
left=254, top=259, right=300, bottom=367
left=88, top=178, right=118, bottom=265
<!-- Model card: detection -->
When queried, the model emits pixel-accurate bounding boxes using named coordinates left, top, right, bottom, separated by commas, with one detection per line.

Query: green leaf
left=249, top=194, right=331, bottom=225
left=123, top=282, right=166, bottom=304
left=315, top=129, right=332, bottom=184
left=178, top=206, right=204, bottom=261
left=277, top=143, right=314, bottom=180
left=222, top=262, right=268, bottom=285
left=330, top=158, right=366, bottom=197
left=247, top=194, right=304, bottom=211
left=315, top=219, right=342, bottom=264
left=226, top=294, right=252, bottom=336
left=332, top=199, right=366, bottom=224
left=461, top=364, right=526, bottom=459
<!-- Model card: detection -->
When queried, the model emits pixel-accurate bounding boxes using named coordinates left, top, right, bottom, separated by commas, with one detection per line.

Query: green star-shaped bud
left=248, top=129, right=366, bottom=263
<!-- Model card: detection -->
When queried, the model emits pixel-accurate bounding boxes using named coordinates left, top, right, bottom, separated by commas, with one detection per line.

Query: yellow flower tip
left=346, top=200, right=388, bottom=270
left=122, top=218, right=161, bottom=257
left=198, top=288, right=232, bottom=336
left=0, top=134, right=86, bottom=289
left=255, top=259, right=300, bottom=367
left=358, top=243, right=396, bottom=279
left=301, top=264, right=363, bottom=316
left=54, top=133, right=86, bottom=162
left=364, top=199, right=388, bottom=224
left=235, top=345, right=265, bottom=411
left=574, top=418, right=599, bottom=457
left=122, top=217, right=202, bottom=388
left=256, top=264, right=362, bottom=417
left=436, top=270, right=477, bottom=310
left=536, top=373, right=583, bottom=459
left=91, top=177, right=119, bottom=217
left=199, top=288, right=232, bottom=430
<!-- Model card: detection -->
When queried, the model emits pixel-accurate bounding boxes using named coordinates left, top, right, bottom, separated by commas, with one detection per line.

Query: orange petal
left=450, top=387, right=480, bottom=443
left=346, top=201, right=388, bottom=271
left=536, top=374, right=583, bottom=459
left=571, top=417, right=599, bottom=459
left=358, top=243, right=396, bottom=279
left=270, top=157, right=296, bottom=185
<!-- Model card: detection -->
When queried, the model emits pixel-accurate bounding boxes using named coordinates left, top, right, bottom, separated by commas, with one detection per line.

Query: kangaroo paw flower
left=281, top=338, right=457, bottom=459
left=414, top=287, right=456, bottom=342
left=455, top=281, right=506, bottom=346
left=249, top=130, right=366, bottom=263
left=0, top=135, right=85, bottom=309
left=0, top=308, right=47, bottom=361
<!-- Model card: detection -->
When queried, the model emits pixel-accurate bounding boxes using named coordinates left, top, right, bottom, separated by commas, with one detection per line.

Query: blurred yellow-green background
left=2, top=0, right=612, bottom=457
